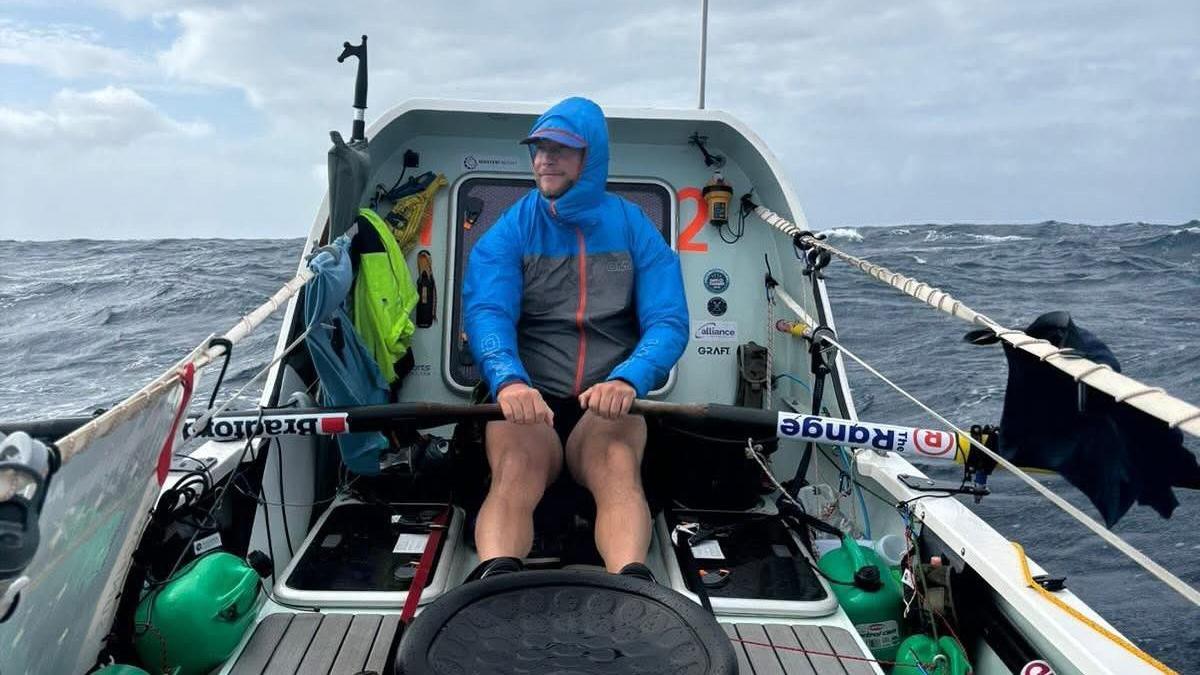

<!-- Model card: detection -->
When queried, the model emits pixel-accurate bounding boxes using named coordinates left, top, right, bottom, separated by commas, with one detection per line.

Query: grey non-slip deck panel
left=230, top=612, right=400, bottom=675
left=723, top=623, right=876, bottom=675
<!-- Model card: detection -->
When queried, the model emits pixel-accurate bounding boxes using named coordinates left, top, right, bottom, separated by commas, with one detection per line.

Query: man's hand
left=496, top=382, right=554, bottom=426
left=578, top=380, right=636, bottom=419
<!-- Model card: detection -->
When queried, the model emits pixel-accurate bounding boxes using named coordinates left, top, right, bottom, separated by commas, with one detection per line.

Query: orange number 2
left=677, top=187, right=708, bottom=253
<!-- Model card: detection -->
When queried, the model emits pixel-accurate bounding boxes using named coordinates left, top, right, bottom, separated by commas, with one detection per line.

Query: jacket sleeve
left=463, top=213, right=532, bottom=399
left=607, top=202, right=689, bottom=396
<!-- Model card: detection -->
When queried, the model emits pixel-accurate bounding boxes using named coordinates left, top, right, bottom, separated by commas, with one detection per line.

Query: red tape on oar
left=400, top=507, right=451, bottom=624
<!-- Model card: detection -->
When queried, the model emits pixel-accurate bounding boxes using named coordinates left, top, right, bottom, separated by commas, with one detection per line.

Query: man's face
left=531, top=140, right=584, bottom=199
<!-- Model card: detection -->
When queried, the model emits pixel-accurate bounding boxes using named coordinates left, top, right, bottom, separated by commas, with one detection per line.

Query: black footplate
left=396, top=569, right=737, bottom=674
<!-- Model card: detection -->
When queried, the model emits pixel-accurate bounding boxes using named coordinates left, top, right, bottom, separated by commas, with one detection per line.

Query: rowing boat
left=1, top=36, right=1196, bottom=675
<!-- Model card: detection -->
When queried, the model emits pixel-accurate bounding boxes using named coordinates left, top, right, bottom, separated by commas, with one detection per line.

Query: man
left=462, top=97, right=688, bottom=580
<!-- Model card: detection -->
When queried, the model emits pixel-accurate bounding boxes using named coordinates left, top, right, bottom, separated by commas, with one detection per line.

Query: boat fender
left=0, top=431, right=52, bottom=623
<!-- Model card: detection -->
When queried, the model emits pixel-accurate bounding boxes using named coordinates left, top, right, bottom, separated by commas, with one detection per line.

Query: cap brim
left=519, top=128, right=587, bottom=149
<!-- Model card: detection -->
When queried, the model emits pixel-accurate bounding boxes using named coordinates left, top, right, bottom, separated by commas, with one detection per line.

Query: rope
left=1012, top=542, right=1177, bottom=674
left=769, top=280, right=1200, bottom=606
left=750, top=204, right=1200, bottom=438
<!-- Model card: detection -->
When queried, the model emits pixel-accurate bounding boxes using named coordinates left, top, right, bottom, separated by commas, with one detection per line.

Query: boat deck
left=227, top=612, right=399, bottom=675
left=723, top=623, right=876, bottom=675
left=225, top=612, right=879, bottom=674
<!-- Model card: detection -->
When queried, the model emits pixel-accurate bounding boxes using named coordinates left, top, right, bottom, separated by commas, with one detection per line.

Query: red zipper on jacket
left=573, top=227, right=588, bottom=396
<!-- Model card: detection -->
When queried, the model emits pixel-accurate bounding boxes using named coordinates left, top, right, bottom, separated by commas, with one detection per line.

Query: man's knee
left=486, top=423, right=561, bottom=495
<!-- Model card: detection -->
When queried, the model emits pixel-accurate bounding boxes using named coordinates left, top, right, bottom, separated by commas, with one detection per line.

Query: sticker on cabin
left=706, top=297, right=727, bottom=316
left=696, top=345, right=731, bottom=356
left=462, top=154, right=522, bottom=171
left=1020, top=662, right=1055, bottom=675
left=703, top=268, right=730, bottom=294
left=394, top=533, right=430, bottom=555
left=690, top=539, right=725, bottom=560
left=692, top=320, right=737, bottom=342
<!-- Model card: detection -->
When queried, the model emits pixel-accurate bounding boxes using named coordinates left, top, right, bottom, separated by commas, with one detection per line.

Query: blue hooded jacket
left=463, top=97, right=688, bottom=399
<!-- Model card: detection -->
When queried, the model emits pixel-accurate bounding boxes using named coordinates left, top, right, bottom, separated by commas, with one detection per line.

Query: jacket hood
left=526, top=96, right=609, bottom=225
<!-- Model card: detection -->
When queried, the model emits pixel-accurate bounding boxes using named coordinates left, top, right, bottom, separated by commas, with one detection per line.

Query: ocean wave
left=818, top=227, right=864, bottom=242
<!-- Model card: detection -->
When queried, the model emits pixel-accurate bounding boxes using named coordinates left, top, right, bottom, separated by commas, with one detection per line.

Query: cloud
left=0, top=0, right=1195, bottom=239
left=0, top=18, right=147, bottom=79
left=0, top=86, right=211, bottom=146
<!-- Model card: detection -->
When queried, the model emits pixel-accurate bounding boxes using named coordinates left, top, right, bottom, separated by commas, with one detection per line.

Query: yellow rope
left=1011, top=542, right=1175, bottom=674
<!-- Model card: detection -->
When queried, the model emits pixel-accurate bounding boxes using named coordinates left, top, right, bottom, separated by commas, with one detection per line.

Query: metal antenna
left=698, top=0, right=708, bottom=109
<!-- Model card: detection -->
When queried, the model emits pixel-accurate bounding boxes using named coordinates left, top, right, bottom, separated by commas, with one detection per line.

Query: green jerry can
left=890, top=634, right=972, bottom=675
left=134, top=551, right=260, bottom=675
left=818, top=533, right=906, bottom=662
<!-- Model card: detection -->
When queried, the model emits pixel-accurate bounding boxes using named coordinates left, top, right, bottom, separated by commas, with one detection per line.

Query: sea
left=1, top=222, right=1197, bottom=671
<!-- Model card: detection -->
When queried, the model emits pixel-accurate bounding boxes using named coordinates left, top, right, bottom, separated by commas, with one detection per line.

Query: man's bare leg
left=475, top=421, right=563, bottom=560
left=566, top=413, right=649, bottom=572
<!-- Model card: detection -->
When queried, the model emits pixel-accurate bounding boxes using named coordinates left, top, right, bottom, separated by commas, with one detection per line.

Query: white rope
left=771, top=292, right=1200, bottom=606
left=745, top=438, right=803, bottom=511
left=751, top=204, right=1200, bottom=438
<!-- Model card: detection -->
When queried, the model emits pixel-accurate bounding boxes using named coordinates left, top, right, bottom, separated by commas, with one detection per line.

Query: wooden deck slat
left=722, top=622, right=754, bottom=674
left=329, top=613, right=382, bottom=675
left=363, top=614, right=401, bottom=673
left=820, top=627, right=876, bottom=675
left=230, top=613, right=294, bottom=675
left=735, top=624, right=787, bottom=675
left=296, top=613, right=354, bottom=675
left=763, top=624, right=817, bottom=675
left=263, top=613, right=322, bottom=673
left=791, top=625, right=847, bottom=675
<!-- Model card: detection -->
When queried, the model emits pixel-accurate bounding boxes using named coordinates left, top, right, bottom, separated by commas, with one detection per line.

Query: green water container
left=134, top=552, right=260, bottom=675
left=890, top=634, right=971, bottom=675
left=818, top=533, right=906, bottom=661
left=94, top=666, right=156, bottom=675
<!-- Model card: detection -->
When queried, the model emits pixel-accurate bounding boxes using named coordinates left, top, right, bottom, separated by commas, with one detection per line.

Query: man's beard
left=538, top=178, right=576, bottom=200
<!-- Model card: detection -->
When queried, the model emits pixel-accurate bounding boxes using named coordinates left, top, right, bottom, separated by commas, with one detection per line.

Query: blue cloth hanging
left=304, top=235, right=390, bottom=475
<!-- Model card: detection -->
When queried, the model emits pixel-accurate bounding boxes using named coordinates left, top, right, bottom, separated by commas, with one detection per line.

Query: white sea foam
left=912, top=255, right=927, bottom=264
left=817, top=227, right=864, bottom=242
left=891, top=228, right=911, bottom=235
left=1170, top=227, right=1200, bottom=235
left=967, top=233, right=1033, bottom=242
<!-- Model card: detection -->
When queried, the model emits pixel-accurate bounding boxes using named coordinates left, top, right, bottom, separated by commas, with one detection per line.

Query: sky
left=0, top=0, right=1196, bottom=240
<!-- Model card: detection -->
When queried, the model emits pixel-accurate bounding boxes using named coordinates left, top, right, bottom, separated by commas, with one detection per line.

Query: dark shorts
left=489, top=392, right=587, bottom=449
left=544, top=395, right=586, bottom=449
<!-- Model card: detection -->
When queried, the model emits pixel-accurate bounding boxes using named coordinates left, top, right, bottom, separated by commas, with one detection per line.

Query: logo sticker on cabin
left=707, top=297, right=727, bottom=316
left=462, top=154, right=522, bottom=171
left=692, top=320, right=737, bottom=342
left=703, top=268, right=730, bottom=294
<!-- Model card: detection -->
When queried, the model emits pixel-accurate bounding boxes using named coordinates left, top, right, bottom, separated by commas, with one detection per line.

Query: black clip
left=1033, top=574, right=1067, bottom=592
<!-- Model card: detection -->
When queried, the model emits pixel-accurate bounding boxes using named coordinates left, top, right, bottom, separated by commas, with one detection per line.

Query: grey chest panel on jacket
left=519, top=250, right=639, bottom=397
